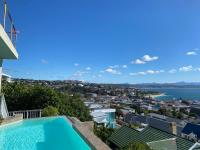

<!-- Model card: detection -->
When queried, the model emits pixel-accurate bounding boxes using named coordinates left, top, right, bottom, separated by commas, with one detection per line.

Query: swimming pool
left=0, top=117, right=91, bottom=150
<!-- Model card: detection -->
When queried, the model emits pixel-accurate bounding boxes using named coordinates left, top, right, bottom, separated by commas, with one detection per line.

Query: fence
left=9, top=109, right=42, bottom=119
left=0, top=0, right=17, bottom=47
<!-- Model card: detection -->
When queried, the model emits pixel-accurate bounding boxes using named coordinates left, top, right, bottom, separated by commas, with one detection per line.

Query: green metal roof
left=147, top=138, right=177, bottom=150
left=108, top=126, right=194, bottom=150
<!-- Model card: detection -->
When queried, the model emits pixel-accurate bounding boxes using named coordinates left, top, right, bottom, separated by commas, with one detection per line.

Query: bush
left=93, top=123, right=115, bottom=143
left=128, top=142, right=152, bottom=150
left=42, top=106, right=59, bottom=117
left=2, top=82, right=92, bottom=121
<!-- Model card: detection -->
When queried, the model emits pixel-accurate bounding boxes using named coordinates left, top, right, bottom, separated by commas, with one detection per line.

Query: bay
left=142, top=88, right=200, bottom=101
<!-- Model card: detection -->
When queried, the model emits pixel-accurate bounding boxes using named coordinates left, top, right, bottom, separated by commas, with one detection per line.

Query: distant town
left=7, top=78, right=200, bottom=149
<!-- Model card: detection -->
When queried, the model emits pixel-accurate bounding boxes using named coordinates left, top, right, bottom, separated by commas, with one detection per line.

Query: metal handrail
left=0, top=0, right=17, bottom=47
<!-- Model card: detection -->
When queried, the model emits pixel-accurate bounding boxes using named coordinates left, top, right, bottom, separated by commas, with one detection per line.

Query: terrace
left=0, top=1, right=112, bottom=149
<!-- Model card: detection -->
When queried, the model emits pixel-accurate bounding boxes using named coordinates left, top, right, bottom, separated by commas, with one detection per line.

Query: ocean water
left=143, top=88, right=200, bottom=101
left=0, top=117, right=91, bottom=150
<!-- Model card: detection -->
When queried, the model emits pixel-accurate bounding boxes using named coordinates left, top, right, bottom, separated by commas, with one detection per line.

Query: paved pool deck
left=69, top=117, right=111, bottom=150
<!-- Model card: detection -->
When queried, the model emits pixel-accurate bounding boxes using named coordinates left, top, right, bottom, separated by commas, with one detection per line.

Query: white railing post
left=26, top=111, right=28, bottom=119
left=8, top=109, right=43, bottom=119
left=39, top=109, right=42, bottom=117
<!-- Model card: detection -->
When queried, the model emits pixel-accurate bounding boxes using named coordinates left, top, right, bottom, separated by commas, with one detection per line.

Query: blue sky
left=3, top=0, right=200, bottom=83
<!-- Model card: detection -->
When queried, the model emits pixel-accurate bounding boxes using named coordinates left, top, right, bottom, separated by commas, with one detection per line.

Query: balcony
left=0, top=24, right=18, bottom=59
left=0, top=0, right=18, bottom=60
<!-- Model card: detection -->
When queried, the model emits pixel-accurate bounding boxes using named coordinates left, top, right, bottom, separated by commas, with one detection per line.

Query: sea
left=142, top=88, right=200, bottom=101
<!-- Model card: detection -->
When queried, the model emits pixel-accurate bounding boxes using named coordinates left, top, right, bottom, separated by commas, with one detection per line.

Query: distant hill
left=132, top=82, right=200, bottom=89
left=13, top=78, right=200, bottom=89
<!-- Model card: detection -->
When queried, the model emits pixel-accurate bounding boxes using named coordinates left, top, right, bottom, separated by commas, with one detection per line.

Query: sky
left=3, top=0, right=200, bottom=83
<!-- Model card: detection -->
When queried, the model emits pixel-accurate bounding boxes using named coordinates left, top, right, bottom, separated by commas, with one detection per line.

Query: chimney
left=170, top=122, right=177, bottom=135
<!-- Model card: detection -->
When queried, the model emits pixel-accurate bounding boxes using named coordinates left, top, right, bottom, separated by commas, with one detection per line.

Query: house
left=190, top=105, right=200, bottom=116
left=123, top=113, right=187, bottom=136
left=90, top=108, right=116, bottom=128
left=108, top=125, right=195, bottom=150
left=0, top=10, right=19, bottom=118
left=182, top=123, right=200, bottom=142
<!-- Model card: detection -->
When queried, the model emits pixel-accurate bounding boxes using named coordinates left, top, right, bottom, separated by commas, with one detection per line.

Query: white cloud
left=146, top=70, right=155, bottom=74
left=122, top=65, right=128, bottom=68
left=74, top=63, right=79, bottom=67
left=86, top=67, right=91, bottom=70
left=186, top=51, right=197, bottom=56
left=41, top=59, right=48, bottom=64
left=138, top=72, right=147, bottom=75
left=129, top=72, right=145, bottom=76
left=129, top=70, right=164, bottom=76
left=109, top=65, right=119, bottom=69
left=142, top=55, right=159, bottom=62
left=194, top=68, right=200, bottom=72
left=105, top=68, right=121, bottom=75
left=132, top=59, right=146, bottom=64
left=179, top=65, right=193, bottom=72
left=146, top=70, right=164, bottom=74
left=131, top=54, right=159, bottom=65
left=73, top=71, right=88, bottom=77
left=169, top=69, right=176, bottom=74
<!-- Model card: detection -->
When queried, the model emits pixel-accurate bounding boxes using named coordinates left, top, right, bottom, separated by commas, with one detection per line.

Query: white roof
left=89, top=104, right=103, bottom=109
left=92, top=108, right=116, bottom=113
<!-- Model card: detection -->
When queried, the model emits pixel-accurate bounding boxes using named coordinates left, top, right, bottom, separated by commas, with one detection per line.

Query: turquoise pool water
left=0, top=117, right=91, bottom=150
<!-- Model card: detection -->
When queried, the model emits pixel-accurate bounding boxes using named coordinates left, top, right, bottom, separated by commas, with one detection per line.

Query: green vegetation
left=130, top=124, right=140, bottom=129
left=127, top=142, right=152, bottom=150
left=2, top=82, right=92, bottom=121
left=93, top=123, right=115, bottom=143
left=42, top=106, right=59, bottom=117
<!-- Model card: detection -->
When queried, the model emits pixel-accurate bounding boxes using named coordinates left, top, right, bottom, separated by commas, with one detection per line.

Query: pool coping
left=0, top=114, right=23, bottom=127
left=68, top=117, right=112, bottom=150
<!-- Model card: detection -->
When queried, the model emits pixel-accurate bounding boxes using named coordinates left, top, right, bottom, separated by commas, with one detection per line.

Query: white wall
left=0, top=94, right=8, bottom=118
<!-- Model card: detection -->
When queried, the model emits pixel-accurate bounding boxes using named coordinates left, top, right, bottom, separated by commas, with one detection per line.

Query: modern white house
left=0, top=0, right=19, bottom=119
left=91, top=108, right=116, bottom=128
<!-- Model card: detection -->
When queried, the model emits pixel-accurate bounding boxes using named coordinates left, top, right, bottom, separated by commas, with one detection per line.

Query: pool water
left=0, top=117, right=91, bottom=150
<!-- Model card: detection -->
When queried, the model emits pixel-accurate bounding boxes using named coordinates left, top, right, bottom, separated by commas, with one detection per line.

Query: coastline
left=145, top=93, right=166, bottom=99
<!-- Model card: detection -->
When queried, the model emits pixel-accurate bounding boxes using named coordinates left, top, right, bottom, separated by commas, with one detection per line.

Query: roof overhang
left=0, top=24, right=18, bottom=59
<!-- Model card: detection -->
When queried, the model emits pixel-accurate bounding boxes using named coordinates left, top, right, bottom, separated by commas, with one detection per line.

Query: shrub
left=3, top=82, right=92, bottom=121
left=128, top=142, right=152, bottom=150
left=42, top=106, right=59, bottom=117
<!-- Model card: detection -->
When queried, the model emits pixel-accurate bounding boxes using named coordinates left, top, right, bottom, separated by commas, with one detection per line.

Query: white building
left=91, top=108, right=116, bottom=128
left=0, top=1, right=19, bottom=119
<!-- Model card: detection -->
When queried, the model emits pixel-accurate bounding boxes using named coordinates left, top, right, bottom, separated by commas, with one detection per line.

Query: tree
left=128, top=142, right=151, bottom=150
left=42, top=106, right=59, bottom=117
left=2, top=82, right=92, bottom=122
left=93, top=123, right=114, bottom=143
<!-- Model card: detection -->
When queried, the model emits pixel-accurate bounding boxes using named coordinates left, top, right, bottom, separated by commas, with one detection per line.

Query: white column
left=0, top=59, right=3, bottom=93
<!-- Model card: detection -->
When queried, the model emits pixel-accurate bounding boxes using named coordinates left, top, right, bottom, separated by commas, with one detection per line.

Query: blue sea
left=143, top=88, right=200, bottom=101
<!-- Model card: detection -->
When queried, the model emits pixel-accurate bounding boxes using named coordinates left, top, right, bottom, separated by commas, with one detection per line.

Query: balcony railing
left=0, top=0, right=17, bottom=47
left=9, top=109, right=42, bottom=119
